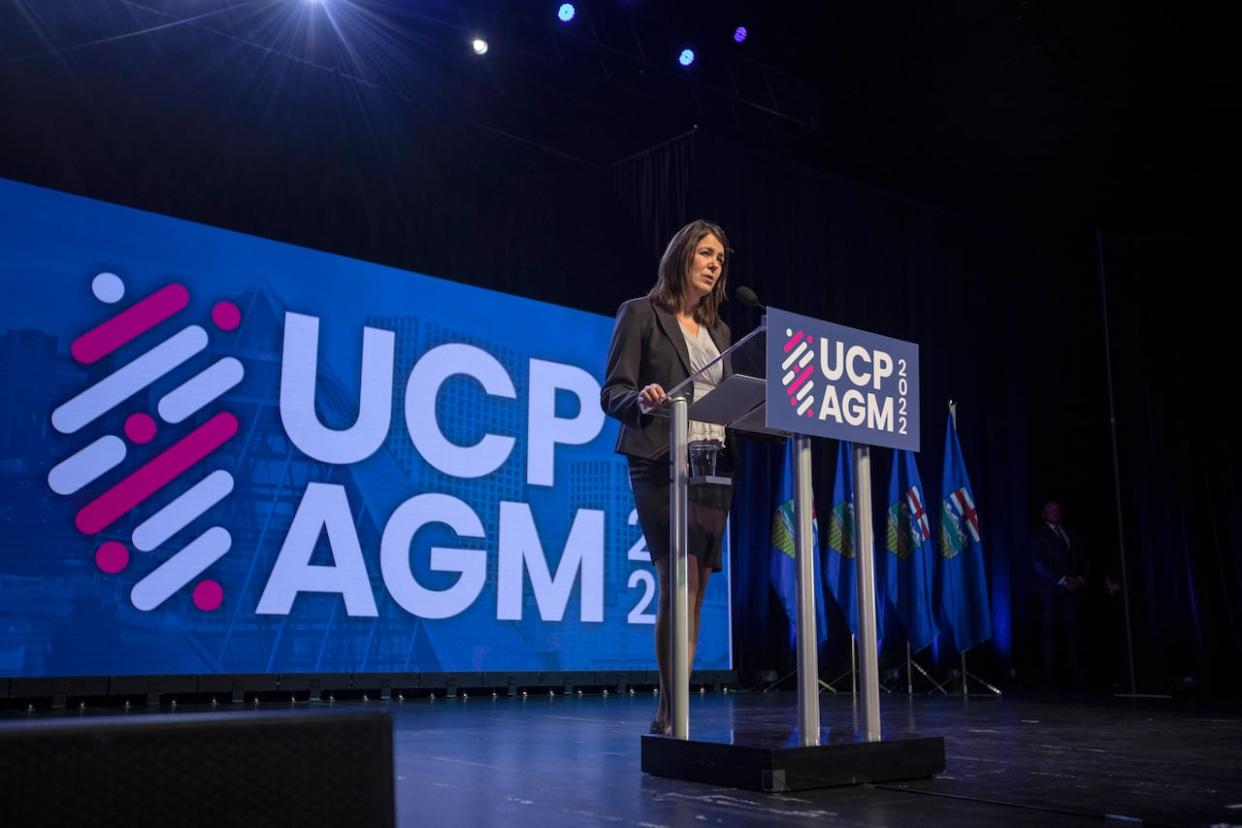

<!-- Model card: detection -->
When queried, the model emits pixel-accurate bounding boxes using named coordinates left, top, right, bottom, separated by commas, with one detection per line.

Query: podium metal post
left=669, top=395, right=690, bottom=740
left=852, top=444, right=882, bottom=742
left=793, top=435, right=820, bottom=745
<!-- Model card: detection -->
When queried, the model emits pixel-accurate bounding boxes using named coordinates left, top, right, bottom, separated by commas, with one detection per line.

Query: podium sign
left=765, top=307, right=920, bottom=452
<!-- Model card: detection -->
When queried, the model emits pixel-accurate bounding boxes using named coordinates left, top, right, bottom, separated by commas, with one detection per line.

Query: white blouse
left=680, top=321, right=727, bottom=446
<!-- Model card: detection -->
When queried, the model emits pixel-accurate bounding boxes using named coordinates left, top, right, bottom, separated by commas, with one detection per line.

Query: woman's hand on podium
left=638, top=383, right=667, bottom=414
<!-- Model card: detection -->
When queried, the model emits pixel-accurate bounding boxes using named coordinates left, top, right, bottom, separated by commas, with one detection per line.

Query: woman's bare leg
left=689, top=562, right=711, bottom=671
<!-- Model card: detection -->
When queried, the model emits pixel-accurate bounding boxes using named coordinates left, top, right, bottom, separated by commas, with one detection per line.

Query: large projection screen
left=0, top=178, right=731, bottom=678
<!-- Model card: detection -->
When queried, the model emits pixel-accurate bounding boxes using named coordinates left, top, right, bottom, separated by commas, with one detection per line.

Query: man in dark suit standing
left=1030, top=499, right=1089, bottom=691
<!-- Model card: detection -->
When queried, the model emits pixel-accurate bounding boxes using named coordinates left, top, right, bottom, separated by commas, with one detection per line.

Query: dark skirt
left=627, top=452, right=734, bottom=572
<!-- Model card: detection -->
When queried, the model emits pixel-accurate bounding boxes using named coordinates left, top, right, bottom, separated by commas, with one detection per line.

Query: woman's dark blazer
left=600, top=297, right=732, bottom=460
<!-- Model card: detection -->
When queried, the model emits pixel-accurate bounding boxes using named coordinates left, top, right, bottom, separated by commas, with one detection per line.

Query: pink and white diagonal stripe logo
left=45, top=272, right=245, bottom=613
left=780, top=328, right=817, bottom=418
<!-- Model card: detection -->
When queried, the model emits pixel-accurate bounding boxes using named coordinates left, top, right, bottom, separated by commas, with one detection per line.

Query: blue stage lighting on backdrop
left=678, top=48, right=695, bottom=67
left=558, top=4, right=575, bottom=22
left=733, top=26, right=748, bottom=43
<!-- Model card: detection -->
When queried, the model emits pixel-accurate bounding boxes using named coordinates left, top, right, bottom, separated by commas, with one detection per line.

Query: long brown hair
left=647, top=219, right=730, bottom=327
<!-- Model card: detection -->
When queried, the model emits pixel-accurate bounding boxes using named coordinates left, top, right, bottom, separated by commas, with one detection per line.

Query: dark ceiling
left=2, top=0, right=1239, bottom=228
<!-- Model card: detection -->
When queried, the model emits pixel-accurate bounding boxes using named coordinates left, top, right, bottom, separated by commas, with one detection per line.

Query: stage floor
left=5, top=691, right=1240, bottom=826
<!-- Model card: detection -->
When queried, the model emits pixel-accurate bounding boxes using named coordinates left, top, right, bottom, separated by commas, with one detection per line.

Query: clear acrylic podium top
left=643, top=323, right=786, bottom=459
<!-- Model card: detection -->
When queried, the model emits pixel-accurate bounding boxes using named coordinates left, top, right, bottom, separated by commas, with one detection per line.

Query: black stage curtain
left=1094, top=232, right=1242, bottom=695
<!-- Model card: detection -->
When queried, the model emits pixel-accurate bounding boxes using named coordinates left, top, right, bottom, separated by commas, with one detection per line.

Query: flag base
left=641, top=730, right=944, bottom=792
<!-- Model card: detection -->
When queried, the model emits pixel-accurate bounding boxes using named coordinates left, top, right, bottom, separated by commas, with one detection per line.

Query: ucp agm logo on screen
left=47, top=274, right=244, bottom=612
left=44, top=275, right=608, bottom=621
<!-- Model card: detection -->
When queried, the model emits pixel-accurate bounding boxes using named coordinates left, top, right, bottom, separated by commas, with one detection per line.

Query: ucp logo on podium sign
left=765, top=307, right=920, bottom=452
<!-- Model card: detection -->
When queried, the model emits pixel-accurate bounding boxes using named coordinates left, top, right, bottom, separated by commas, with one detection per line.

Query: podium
left=639, top=311, right=945, bottom=791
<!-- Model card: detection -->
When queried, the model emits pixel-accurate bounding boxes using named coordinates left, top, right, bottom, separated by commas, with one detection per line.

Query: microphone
left=735, top=285, right=766, bottom=311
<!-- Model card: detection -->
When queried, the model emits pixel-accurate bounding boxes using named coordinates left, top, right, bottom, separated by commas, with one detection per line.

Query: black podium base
left=641, top=729, right=945, bottom=792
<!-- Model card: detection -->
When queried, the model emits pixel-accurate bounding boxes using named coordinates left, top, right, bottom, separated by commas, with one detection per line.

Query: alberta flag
left=935, top=413, right=992, bottom=652
left=824, top=441, right=883, bottom=638
left=770, top=440, right=829, bottom=649
left=881, top=450, right=940, bottom=652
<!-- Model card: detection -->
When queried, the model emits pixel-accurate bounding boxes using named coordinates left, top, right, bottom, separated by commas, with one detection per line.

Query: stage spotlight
left=733, top=26, right=748, bottom=43
left=471, top=38, right=489, bottom=55
left=558, top=4, right=575, bottom=22
left=678, top=48, right=695, bottom=67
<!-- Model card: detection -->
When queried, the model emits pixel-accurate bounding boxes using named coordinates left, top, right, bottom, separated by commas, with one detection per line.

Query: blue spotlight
left=678, top=48, right=695, bottom=67
left=733, top=26, right=748, bottom=43
left=558, top=4, right=575, bottom=22
left=471, top=38, right=489, bottom=55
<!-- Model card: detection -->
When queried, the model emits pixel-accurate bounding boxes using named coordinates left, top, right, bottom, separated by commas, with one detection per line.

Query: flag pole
left=850, top=635, right=858, bottom=697
left=907, top=646, right=950, bottom=695
left=961, top=648, right=1002, bottom=696
left=761, top=669, right=840, bottom=695
left=827, top=661, right=853, bottom=693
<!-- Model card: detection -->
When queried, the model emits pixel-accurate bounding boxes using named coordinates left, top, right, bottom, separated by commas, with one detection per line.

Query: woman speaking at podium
left=601, top=219, right=734, bottom=736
